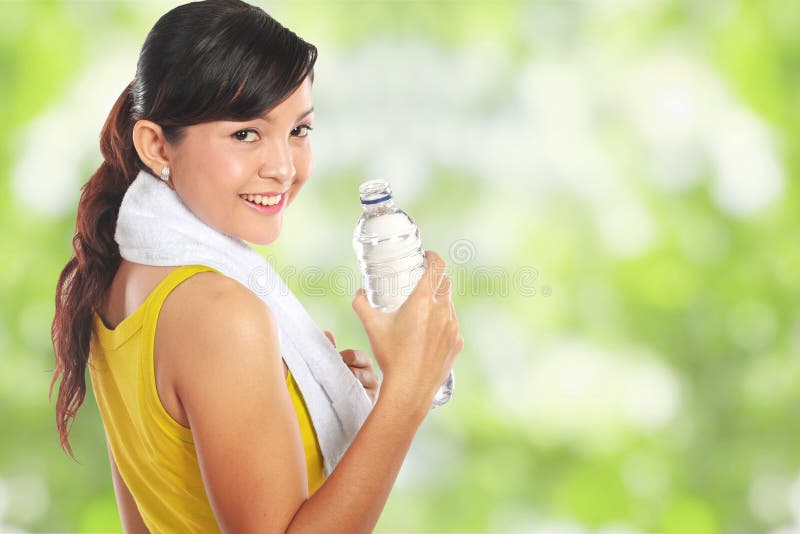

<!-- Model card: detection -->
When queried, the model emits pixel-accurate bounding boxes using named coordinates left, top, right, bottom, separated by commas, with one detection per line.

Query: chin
left=242, top=230, right=280, bottom=246
left=248, top=237, right=277, bottom=246
left=239, top=234, right=273, bottom=246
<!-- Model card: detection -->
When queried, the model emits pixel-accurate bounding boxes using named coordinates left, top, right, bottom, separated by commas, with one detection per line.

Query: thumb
left=351, top=288, right=373, bottom=322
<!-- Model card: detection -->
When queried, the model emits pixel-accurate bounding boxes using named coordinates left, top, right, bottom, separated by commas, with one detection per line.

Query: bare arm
left=105, top=436, right=150, bottom=534
left=286, top=379, right=427, bottom=533
left=164, top=274, right=306, bottom=533
left=165, top=253, right=459, bottom=533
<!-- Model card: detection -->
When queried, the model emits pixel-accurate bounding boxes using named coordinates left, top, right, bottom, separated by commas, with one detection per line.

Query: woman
left=50, top=0, right=463, bottom=532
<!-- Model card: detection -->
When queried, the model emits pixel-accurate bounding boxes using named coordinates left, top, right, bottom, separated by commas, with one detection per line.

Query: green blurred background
left=1, top=0, right=799, bottom=532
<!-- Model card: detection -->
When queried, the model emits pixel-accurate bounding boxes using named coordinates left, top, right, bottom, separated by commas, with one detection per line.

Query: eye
left=292, top=124, right=313, bottom=138
left=233, top=129, right=259, bottom=143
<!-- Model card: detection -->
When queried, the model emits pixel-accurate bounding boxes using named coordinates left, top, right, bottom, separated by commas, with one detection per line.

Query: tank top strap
left=145, top=264, right=221, bottom=314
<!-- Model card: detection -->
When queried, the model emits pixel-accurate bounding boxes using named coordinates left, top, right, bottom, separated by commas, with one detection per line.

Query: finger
left=428, top=254, right=447, bottom=296
left=434, top=273, right=451, bottom=302
left=410, top=251, right=447, bottom=302
left=323, top=330, right=337, bottom=348
left=351, top=350, right=372, bottom=368
left=340, top=349, right=371, bottom=368
left=340, top=349, right=356, bottom=366
left=352, top=367, right=381, bottom=389
left=347, top=362, right=380, bottom=389
left=352, top=288, right=375, bottom=324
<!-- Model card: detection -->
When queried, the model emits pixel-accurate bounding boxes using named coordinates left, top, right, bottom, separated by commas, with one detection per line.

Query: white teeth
left=241, top=193, right=282, bottom=206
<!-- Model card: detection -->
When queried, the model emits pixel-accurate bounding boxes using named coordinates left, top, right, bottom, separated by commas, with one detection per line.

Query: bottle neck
left=359, top=179, right=396, bottom=214
left=361, top=197, right=396, bottom=215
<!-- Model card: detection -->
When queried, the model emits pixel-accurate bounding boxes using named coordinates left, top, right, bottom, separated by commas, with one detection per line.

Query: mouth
left=239, top=192, right=287, bottom=214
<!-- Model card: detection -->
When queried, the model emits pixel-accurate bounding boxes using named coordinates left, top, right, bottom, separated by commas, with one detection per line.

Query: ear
left=132, top=119, right=172, bottom=179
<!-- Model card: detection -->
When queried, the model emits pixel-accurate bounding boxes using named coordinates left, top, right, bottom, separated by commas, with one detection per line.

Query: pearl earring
left=160, top=166, right=170, bottom=182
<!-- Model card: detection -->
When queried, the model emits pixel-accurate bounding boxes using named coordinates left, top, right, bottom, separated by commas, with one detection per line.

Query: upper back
left=98, top=260, right=179, bottom=331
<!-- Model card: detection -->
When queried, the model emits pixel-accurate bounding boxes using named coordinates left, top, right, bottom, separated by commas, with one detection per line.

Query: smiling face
left=162, top=76, right=314, bottom=245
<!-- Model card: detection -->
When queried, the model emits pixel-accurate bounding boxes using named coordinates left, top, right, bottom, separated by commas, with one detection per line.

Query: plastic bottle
left=352, top=179, right=455, bottom=408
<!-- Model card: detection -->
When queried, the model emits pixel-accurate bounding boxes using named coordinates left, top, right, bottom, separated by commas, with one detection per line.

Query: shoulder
left=160, top=269, right=277, bottom=340
left=155, top=269, right=281, bottom=385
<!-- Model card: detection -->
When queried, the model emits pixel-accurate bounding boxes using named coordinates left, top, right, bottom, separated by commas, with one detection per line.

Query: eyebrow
left=263, top=106, right=315, bottom=123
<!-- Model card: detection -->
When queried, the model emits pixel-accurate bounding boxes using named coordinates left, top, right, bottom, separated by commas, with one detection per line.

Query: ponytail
left=50, top=82, right=139, bottom=459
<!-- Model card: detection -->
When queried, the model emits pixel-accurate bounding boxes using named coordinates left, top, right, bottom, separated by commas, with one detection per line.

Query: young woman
left=50, top=0, right=463, bottom=532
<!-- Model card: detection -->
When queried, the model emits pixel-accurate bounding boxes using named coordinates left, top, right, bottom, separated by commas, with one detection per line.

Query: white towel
left=114, top=168, right=373, bottom=477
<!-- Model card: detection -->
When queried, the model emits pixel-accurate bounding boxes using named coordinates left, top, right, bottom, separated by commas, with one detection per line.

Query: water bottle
left=352, top=179, right=455, bottom=409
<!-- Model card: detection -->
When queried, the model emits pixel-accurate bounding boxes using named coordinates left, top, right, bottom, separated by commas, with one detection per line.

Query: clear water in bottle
left=352, top=179, right=455, bottom=409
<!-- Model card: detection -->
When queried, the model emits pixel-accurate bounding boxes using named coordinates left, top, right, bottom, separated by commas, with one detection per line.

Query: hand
left=351, top=250, right=463, bottom=413
left=324, top=330, right=381, bottom=405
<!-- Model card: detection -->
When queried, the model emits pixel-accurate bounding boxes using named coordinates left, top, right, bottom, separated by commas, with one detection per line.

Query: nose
left=258, top=136, right=295, bottom=184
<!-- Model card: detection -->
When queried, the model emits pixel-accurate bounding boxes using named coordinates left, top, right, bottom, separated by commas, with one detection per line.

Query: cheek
left=295, top=145, right=312, bottom=177
left=289, top=148, right=312, bottom=198
left=177, top=156, right=244, bottom=220
left=204, top=151, right=248, bottom=185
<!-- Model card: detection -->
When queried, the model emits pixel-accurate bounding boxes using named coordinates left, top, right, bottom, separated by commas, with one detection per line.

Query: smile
left=239, top=193, right=282, bottom=206
left=239, top=193, right=287, bottom=214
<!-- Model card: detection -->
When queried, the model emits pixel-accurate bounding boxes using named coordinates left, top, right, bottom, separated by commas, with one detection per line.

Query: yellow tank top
left=88, top=264, right=326, bottom=532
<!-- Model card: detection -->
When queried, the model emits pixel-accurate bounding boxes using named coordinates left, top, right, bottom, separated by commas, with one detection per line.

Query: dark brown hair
left=50, top=0, right=317, bottom=459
